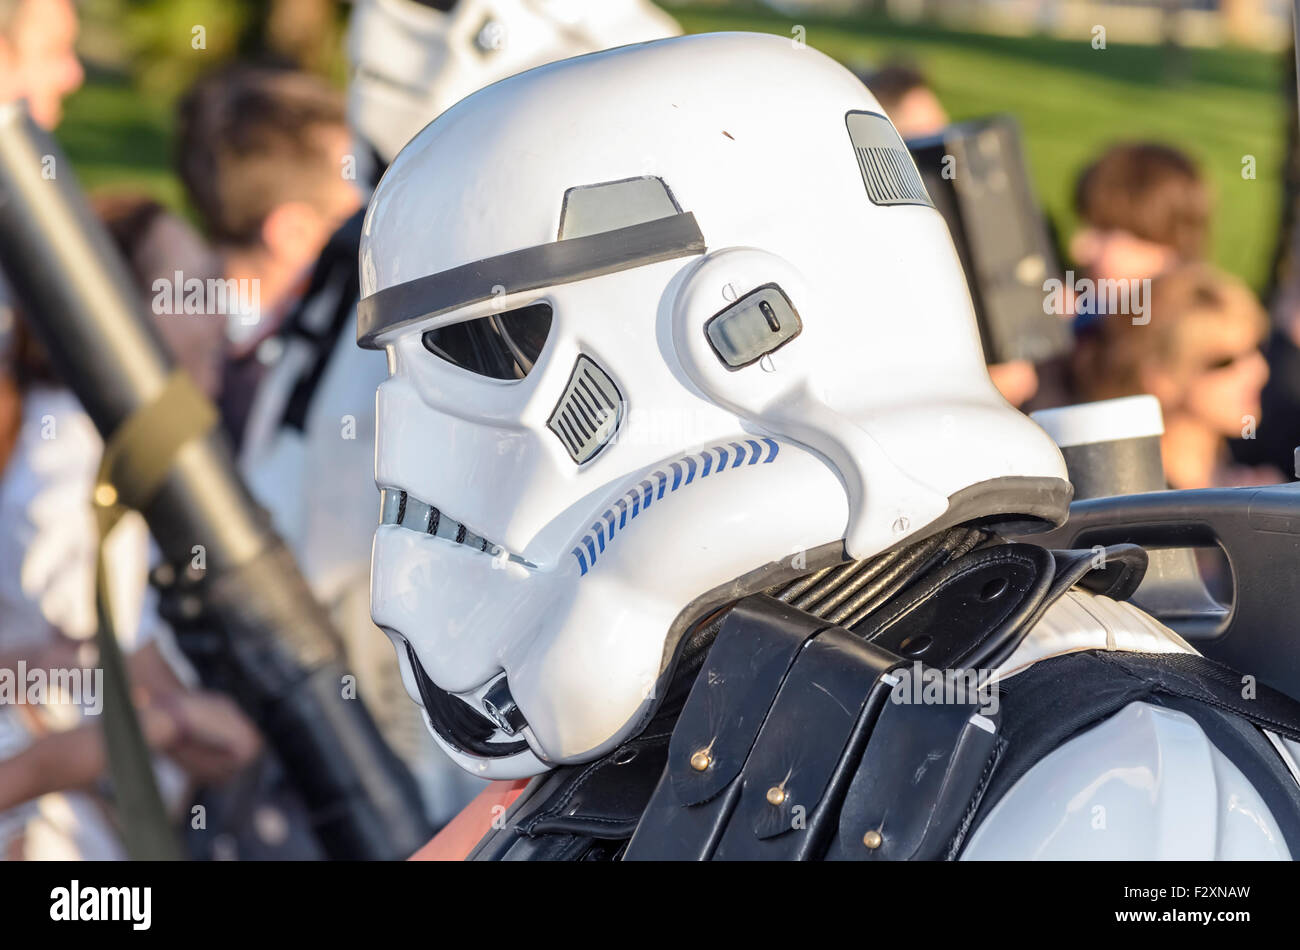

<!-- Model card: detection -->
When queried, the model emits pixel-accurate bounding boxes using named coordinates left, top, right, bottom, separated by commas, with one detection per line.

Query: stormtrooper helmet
left=358, top=32, right=1072, bottom=778
left=345, top=0, right=682, bottom=165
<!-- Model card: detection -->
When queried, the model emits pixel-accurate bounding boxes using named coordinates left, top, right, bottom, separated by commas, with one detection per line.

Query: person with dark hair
left=174, top=65, right=361, bottom=445
left=1071, top=142, right=1212, bottom=286
left=1026, top=141, right=1214, bottom=412
left=235, top=0, right=683, bottom=827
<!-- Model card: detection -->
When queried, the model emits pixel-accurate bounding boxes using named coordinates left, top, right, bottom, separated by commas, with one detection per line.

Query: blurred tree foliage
left=83, top=0, right=347, bottom=102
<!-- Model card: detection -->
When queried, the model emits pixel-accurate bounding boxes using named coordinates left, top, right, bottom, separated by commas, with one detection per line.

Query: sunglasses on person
left=1197, top=347, right=1261, bottom=375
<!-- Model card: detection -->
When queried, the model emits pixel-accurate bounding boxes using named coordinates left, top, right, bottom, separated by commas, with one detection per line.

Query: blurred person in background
left=0, top=0, right=84, bottom=491
left=94, top=194, right=227, bottom=399
left=1072, top=263, right=1278, bottom=490
left=174, top=65, right=362, bottom=448
left=0, top=0, right=261, bottom=855
left=1240, top=280, right=1300, bottom=479
left=864, top=60, right=1040, bottom=407
left=862, top=62, right=948, bottom=140
left=1026, top=141, right=1214, bottom=412
left=1071, top=142, right=1211, bottom=289
left=0, top=0, right=116, bottom=859
left=98, top=194, right=314, bottom=861
left=237, top=0, right=682, bottom=828
left=0, top=0, right=83, bottom=130
left=0, top=198, right=261, bottom=858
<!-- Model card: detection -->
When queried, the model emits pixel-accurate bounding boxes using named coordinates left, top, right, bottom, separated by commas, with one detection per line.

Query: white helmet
left=358, top=32, right=1071, bottom=778
left=346, top=0, right=681, bottom=164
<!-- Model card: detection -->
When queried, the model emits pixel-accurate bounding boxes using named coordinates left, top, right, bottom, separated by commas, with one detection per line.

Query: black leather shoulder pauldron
left=468, top=540, right=1156, bottom=861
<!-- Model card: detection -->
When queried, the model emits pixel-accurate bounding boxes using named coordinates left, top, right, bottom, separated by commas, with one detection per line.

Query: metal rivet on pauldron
left=862, top=829, right=883, bottom=850
left=690, top=749, right=712, bottom=772
left=765, top=786, right=787, bottom=806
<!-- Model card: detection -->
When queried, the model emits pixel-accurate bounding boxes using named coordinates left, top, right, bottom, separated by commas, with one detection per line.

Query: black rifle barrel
left=0, top=102, right=430, bottom=860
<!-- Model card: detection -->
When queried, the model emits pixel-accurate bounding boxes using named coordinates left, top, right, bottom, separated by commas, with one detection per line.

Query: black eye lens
left=421, top=302, right=553, bottom=380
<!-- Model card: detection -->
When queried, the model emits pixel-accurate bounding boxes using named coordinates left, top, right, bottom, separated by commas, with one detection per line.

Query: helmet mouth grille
left=547, top=355, right=623, bottom=464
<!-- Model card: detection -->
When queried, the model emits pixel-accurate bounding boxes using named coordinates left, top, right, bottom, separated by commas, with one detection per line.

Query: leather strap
left=90, top=369, right=217, bottom=861
left=852, top=542, right=1055, bottom=670
left=98, top=370, right=217, bottom=513
left=472, top=540, right=1154, bottom=861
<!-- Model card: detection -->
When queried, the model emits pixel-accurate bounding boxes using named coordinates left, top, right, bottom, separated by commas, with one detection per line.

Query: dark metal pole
left=1293, top=0, right=1299, bottom=98
left=0, top=101, right=431, bottom=860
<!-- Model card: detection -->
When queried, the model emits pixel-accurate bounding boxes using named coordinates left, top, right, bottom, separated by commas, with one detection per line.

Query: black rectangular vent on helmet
left=845, top=110, right=933, bottom=208
left=547, top=355, right=623, bottom=464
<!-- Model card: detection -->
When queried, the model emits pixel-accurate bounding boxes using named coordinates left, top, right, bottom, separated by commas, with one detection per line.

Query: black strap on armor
left=627, top=598, right=899, bottom=860
left=278, top=207, right=367, bottom=433
left=828, top=688, right=1002, bottom=861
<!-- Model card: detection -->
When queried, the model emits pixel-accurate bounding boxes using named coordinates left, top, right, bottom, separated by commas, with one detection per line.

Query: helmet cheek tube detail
left=671, top=247, right=957, bottom=559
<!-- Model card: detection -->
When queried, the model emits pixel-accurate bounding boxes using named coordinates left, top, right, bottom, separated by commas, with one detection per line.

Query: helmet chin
left=423, top=717, right=548, bottom=781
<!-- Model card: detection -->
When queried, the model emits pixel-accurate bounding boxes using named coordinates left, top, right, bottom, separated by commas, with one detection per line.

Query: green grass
left=57, top=66, right=186, bottom=212
left=55, top=4, right=1290, bottom=289
left=667, top=2, right=1290, bottom=290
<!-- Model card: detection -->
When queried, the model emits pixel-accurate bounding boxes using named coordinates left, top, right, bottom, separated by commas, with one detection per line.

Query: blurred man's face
left=1071, top=227, right=1178, bottom=285
left=318, top=124, right=366, bottom=230
left=242, top=122, right=362, bottom=329
left=889, top=87, right=948, bottom=140
left=263, top=124, right=362, bottom=277
left=0, top=0, right=84, bottom=130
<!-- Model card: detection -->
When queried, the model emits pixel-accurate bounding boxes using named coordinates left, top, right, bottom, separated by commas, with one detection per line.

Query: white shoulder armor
left=961, top=700, right=1291, bottom=859
left=961, top=590, right=1294, bottom=859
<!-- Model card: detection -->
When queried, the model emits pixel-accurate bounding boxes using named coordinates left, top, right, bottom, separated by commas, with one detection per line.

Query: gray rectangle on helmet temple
left=356, top=212, right=707, bottom=349
left=558, top=177, right=681, bottom=241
